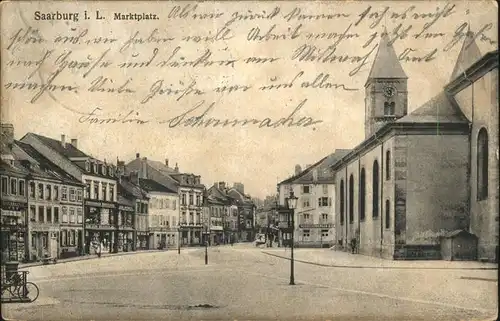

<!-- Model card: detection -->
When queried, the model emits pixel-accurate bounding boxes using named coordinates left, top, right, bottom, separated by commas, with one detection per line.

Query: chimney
left=141, top=157, right=148, bottom=179
left=136, top=153, right=140, bottom=159
left=165, top=158, right=169, bottom=167
left=117, top=161, right=125, bottom=176
left=219, top=182, right=226, bottom=190
left=70, top=138, right=78, bottom=148
left=294, top=164, right=302, bottom=175
left=174, top=163, right=179, bottom=173
left=61, top=134, right=66, bottom=148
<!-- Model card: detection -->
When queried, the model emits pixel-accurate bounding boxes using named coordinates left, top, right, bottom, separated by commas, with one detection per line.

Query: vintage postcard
left=0, top=0, right=498, bottom=320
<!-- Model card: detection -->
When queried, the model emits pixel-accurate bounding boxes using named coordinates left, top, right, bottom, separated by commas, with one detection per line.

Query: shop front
left=1, top=201, right=28, bottom=263
left=118, top=203, right=135, bottom=252
left=136, top=231, right=149, bottom=250
left=210, top=226, right=223, bottom=245
left=84, top=200, right=118, bottom=254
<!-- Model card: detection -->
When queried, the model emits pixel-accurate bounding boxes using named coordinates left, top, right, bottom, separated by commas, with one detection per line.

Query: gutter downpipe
left=463, top=70, right=474, bottom=232
left=345, top=164, right=348, bottom=250
left=374, top=130, right=384, bottom=258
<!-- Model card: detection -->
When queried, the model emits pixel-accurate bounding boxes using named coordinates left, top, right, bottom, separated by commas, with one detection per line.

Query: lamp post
left=204, top=225, right=208, bottom=265
left=178, top=227, right=181, bottom=254
left=286, top=189, right=298, bottom=286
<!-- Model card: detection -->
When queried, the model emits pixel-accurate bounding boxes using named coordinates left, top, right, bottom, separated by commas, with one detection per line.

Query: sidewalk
left=19, top=249, right=165, bottom=269
left=262, top=248, right=499, bottom=270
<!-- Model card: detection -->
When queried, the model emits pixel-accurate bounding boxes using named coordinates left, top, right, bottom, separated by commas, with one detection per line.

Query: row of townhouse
left=1, top=126, right=257, bottom=264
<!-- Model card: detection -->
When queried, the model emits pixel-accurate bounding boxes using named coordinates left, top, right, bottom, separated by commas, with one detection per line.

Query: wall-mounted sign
left=85, top=200, right=116, bottom=209
left=298, top=224, right=334, bottom=229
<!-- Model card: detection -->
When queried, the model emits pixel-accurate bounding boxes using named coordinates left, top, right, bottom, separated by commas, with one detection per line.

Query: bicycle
left=1, top=270, right=39, bottom=303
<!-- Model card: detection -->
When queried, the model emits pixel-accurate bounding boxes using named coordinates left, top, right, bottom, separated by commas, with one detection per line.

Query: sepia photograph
left=0, top=0, right=498, bottom=320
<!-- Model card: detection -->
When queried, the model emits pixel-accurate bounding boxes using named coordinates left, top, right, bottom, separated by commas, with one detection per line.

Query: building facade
left=138, top=178, right=178, bottom=249
left=277, top=150, right=348, bottom=248
left=14, top=141, right=85, bottom=260
left=227, top=184, right=255, bottom=242
left=330, top=33, right=498, bottom=261
left=20, top=133, right=120, bottom=254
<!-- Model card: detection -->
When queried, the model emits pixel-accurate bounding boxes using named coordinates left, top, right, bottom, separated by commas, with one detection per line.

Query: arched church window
left=349, top=174, right=354, bottom=223
left=477, top=128, right=489, bottom=200
left=385, top=200, right=390, bottom=229
left=384, top=102, right=395, bottom=116
left=386, top=150, right=391, bottom=180
left=340, top=180, right=344, bottom=225
left=372, top=160, right=379, bottom=218
left=359, top=168, right=366, bottom=221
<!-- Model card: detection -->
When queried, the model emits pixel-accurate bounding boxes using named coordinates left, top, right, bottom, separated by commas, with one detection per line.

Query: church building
left=331, top=32, right=498, bottom=261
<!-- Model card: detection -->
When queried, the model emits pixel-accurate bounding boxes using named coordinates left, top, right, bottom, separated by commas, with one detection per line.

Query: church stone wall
left=462, top=68, right=499, bottom=261
left=405, top=134, right=469, bottom=244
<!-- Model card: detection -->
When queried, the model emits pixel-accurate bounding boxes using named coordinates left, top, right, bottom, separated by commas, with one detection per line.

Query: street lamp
left=178, top=227, right=181, bottom=255
left=286, top=189, right=298, bottom=286
left=204, top=225, right=208, bottom=265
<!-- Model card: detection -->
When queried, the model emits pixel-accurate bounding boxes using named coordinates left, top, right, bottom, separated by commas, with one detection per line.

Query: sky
left=1, top=1, right=498, bottom=199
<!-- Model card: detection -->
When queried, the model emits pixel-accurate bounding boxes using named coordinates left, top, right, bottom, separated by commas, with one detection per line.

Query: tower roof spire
left=366, top=30, right=407, bottom=85
left=449, top=30, right=482, bottom=81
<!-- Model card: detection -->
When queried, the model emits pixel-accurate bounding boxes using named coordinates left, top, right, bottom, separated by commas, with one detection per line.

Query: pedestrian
left=97, top=241, right=102, bottom=258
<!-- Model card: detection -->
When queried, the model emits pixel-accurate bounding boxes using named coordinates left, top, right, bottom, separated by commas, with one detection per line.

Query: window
left=85, top=181, right=91, bottom=199
left=302, top=185, right=310, bottom=194
left=29, top=206, right=36, bottom=222
left=173, top=200, right=176, bottom=210
left=302, top=230, right=310, bottom=238
left=77, top=208, right=83, bottom=223
left=318, top=197, right=329, bottom=207
left=477, top=128, right=489, bottom=200
left=302, top=198, right=310, bottom=208
left=321, top=230, right=329, bottom=237
left=54, top=185, right=59, bottom=200
left=349, top=174, right=354, bottom=223
left=322, top=184, right=328, bottom=194
left=62, top=206, right=68, bottom=223
left=101, top=183, right=107, bottom=201
left=10, top=178, right=17, bottom=195
left=385, top=200, right=390, bottom=229
left=38, top=206, right=44, bottom=222
left=189, top=194, right=193, bottom=205
left=109, top=184, right=114, bottom=201
left=85, top=161, right=90, bottom=172
left=77, top=190, right=83, bottom=202
left=45, top=184, right=51, bottom=200
left=69, top=188, right=76, bottom=201
left=1, top=177, right=7, bottom=194
left=29, top=181, right=35, bottom=198
left=303, top=213, right=310, bottom=220
left=69, top=207, right=76, bottom=223
left=61, top=230, right=67, bottom=246
left=359, top=168, right=366, bottom=221
left=102, top=165, right=107, bottom=176
left=386, top=150, right=391, bottom=180
left=54, top=207, right=59, bottom=223
left=384, top=101, right=395, bottom=115
left=93, top=162, right=98, bottom=173
left=61, top=186, right=68, bottom=201
left=93, top=181, right=99, bottom=199
left=321, top=213, right=328, bottom=222
left=18, top=180, right=25, bottom=196
left=340, top=180, right=344, bottom=225
left=182, top=194, right=186, bottom=205
left=196, top=195, right=200, bottom=206
left=373, top=160, right=380, bottom=218
left=46, top=207, right=52, bottom=223
left=109, top=166, right=114, bottom=177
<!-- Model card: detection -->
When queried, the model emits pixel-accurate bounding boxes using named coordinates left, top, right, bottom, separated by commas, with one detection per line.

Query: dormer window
left=109, top=166, right=114, bottom=177
left=102, top=165, right=107, bottom=176
left=85, top=160, right=90, bottom=172
left=384, top=102, right=395, bottom=116
left=93, top=162, right=98, bottom=173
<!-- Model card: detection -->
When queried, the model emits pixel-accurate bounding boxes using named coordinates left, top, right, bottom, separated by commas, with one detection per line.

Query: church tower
left=364, top=32, right=408, bottom=138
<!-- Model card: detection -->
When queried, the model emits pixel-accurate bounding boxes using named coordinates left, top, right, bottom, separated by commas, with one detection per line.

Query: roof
left=396, top=92, right=469, bottom=124
left=443, top=229, right=477, bottom=239
left=142, top=159, right=177, bottom=175
left=138, top=178, right=177, bottom=194
left=366, top=30, right=407, bottom=83
left=29, top=133, right=90, bottom=158
left=279, top=149, right=351, bottom=185
left=13, top=141, right=82, bottom=184
left=0, top=159, right=30, bottom=177
left=118, top=178, right=148, bottom=200
left=449, top=32, right=482, bottom=82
